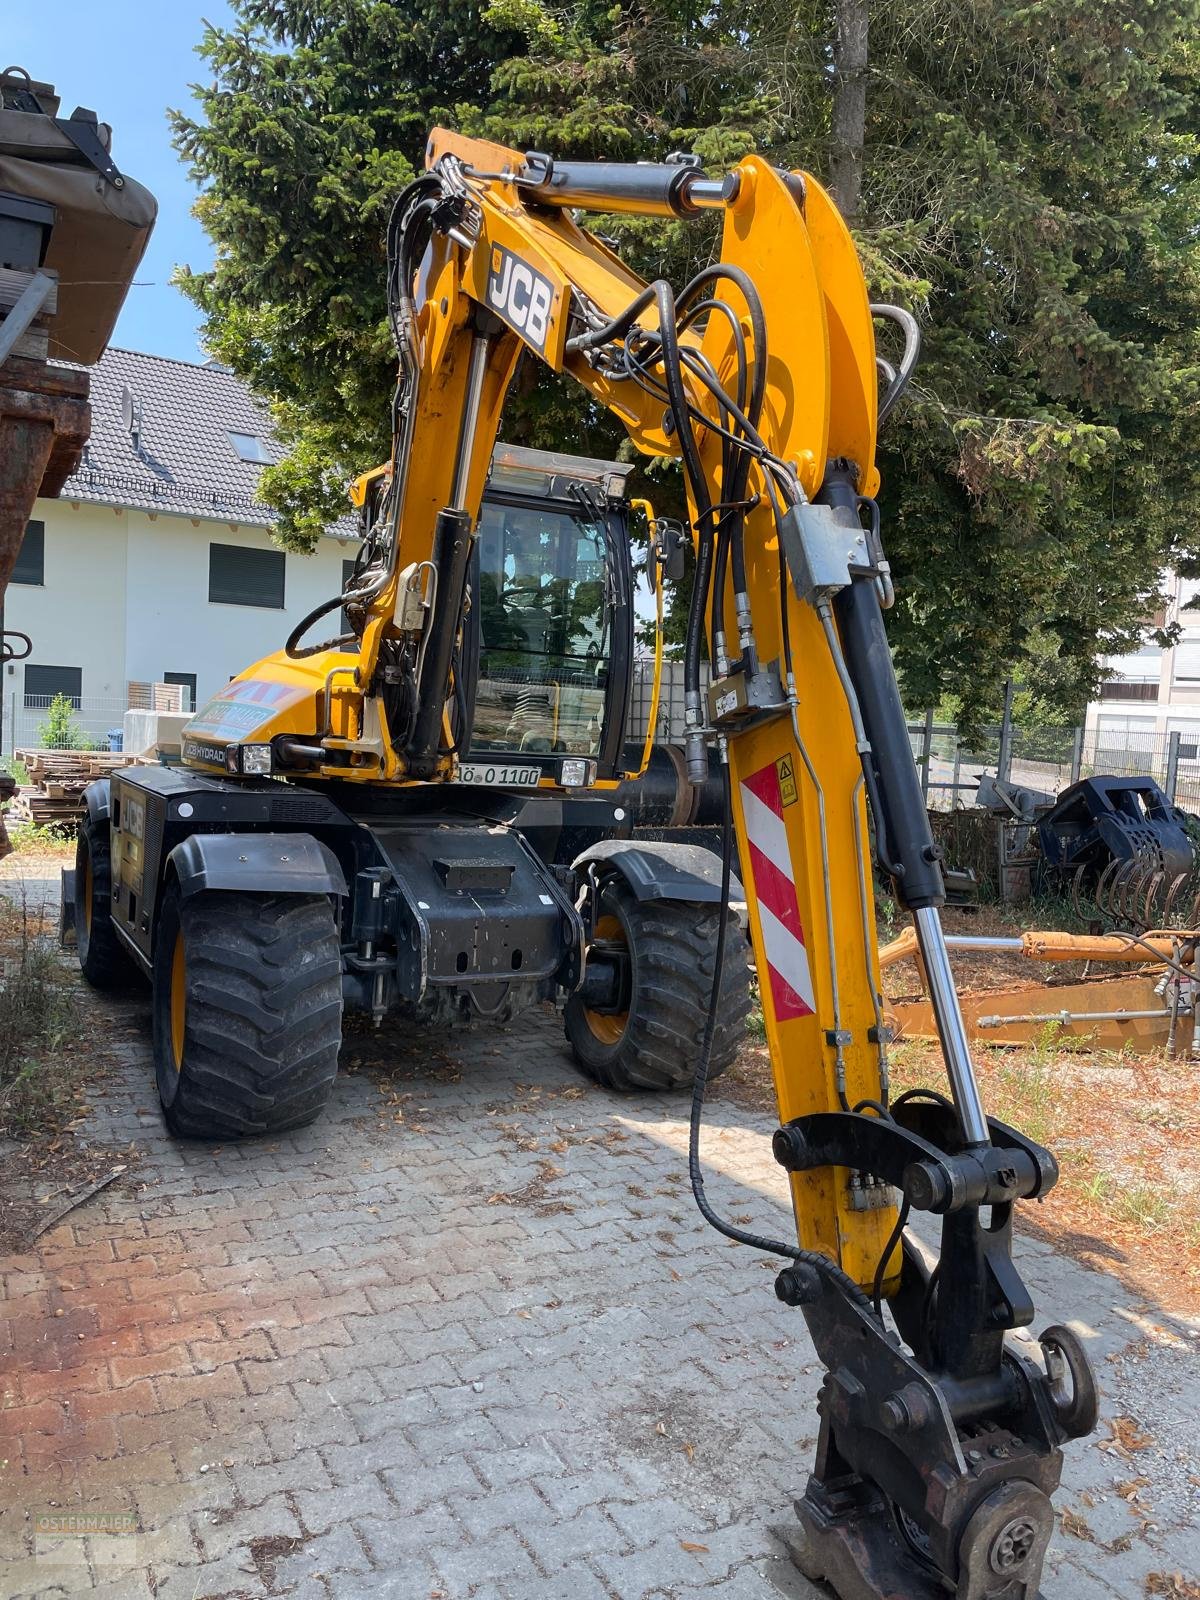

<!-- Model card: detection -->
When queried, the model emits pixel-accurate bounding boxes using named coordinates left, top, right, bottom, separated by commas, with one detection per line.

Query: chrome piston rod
left=912, top=904, right=992, bottom=1147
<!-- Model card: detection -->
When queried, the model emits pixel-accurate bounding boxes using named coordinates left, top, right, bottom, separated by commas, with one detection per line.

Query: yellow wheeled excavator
left=74, top=130, right=1098, bottom=1598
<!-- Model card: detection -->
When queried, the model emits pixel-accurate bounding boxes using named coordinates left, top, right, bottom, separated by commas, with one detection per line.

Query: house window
left=227, top=431, right=273, bottom=464
left=1102, top=643, right=1161, bottom=683
left=24, top=663, right=82, bottom=708
left=11, top=520, right=44, bottom=585
left=209, top=543, right=285, bottom=609
left=1174, top=640, right=1200, bottom=683
left=163, top=671, right=197, bottom=712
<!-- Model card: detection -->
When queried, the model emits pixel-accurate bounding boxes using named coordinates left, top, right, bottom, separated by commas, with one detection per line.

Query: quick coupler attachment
left=771, top=1103, right=1098, bottom=1600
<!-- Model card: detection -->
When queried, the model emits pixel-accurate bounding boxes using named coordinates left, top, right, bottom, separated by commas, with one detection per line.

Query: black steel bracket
left=772, top=1108, right=1058, bottom=1214
left=770, top=1097, right=1092, bottom=1596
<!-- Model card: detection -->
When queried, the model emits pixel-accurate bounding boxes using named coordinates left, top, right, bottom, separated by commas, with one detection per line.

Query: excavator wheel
left=74, top=819, right=136, bottom=990
left=565, top=877, right=750, bottom=1092
left=153, top=885, right=342, bottom=1140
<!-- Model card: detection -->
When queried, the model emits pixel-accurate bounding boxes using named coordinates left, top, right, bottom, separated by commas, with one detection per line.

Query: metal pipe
left=978, top=1008, right=1171, bottom=1028
left=450, top=333, right=492, bottom=510
left=912, top=904, right=992, bottom=1148
left=0, top=271, right=54, bottom=369
left=942, top=935, right=1024, bottom=953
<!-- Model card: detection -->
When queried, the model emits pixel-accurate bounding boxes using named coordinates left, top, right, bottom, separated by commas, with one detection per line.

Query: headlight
left=559, top=758, right=596, bottom=788
left=240, top=744, right=273, bottom=776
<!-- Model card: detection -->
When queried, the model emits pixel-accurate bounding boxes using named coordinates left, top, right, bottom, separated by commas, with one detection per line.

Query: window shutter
left=208, top=543, right=285, bottom=609
left=11, top=521, right=44, bottom=585
left=24, top=664, right=82, bottom=706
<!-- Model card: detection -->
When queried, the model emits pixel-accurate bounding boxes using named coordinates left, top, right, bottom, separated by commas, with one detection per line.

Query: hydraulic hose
left=650, top=279, right=717, bottom=779
left=686, top=758, right=880, bottom=1319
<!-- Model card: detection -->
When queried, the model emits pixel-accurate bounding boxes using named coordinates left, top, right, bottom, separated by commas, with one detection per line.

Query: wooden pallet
left=7, top=791, right=84, bottom=829
left=14, top=749, right=127, bottom=784
left=5, top=750, right=132, bottom=832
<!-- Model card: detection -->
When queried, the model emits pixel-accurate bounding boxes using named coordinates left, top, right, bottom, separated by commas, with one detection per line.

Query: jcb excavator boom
left=169, top=132, right=1097, bottom=1598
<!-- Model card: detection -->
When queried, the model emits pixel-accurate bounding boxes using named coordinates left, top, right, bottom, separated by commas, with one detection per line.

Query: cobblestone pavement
left=1, top=862, right=1198, bottom=1599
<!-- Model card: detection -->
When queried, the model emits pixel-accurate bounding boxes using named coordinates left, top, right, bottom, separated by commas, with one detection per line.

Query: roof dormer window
left=228, top=431, right=273, bottom=464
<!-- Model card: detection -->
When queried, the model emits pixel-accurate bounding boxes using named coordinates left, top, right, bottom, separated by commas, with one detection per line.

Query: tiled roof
left=56, top=347, right=354, bottom=534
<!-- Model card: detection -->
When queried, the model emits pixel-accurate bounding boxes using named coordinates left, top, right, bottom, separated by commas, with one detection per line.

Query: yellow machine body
left=180, top=130, right=897, bottom=1286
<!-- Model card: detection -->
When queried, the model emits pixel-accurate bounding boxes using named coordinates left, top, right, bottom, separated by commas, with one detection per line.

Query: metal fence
left=909, top=715, right=1200, bottom=812
left=4, top=694, right=133, bottom=759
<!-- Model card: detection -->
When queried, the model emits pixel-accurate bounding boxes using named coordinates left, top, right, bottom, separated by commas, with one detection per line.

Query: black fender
left=167, top=833, right=347, bottom=899
left=572, top=838, right=743, bottom=904
left=82, top=778, right=111, bottom=830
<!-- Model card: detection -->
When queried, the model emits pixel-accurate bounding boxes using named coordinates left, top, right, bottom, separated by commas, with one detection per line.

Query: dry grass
left=886, top=1034, right=1200, bottom=1309
left=0, top=895, right=83, bottom=1137
left=725, top=1031, right=1200, bottom=1311
left=724, top=899, right=1200, bottom=1314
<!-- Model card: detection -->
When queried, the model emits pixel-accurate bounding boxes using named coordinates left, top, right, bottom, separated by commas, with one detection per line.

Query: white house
left=2, top=347, right=359, bottom=753
left=1086, top=574, right=1200, bottom=774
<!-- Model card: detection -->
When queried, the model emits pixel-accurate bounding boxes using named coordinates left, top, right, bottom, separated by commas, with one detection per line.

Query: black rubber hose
left=872, top=1198, right=911, bottom=1319
left=565, top=283, right=660, bottom=355
left=685, top=760, right=880, bottom=1319
left=659, top=268, right=767, bottom=609
left=652, top=280, right=716, bottom=709
left=284, top=592, right=357, bottom=659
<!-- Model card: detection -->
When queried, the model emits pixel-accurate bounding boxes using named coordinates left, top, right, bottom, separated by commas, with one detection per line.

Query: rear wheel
left=565, top=878, right=750, bottom=1092
left=75, top=819, right=136, bottom=990
left=153, top=885, right=342, bottom=1139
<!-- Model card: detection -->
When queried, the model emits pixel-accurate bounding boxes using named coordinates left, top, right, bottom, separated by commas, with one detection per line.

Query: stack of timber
left=7, top=749, right=127, bottom=829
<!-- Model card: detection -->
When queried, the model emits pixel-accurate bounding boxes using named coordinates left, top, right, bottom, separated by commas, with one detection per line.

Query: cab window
left=472, top=500, right=610, bottom=756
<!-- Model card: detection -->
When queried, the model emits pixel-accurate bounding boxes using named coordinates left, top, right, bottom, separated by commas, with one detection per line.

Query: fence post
left=920, top=707, right=933, bottom=802
left=951, top=733, right=962, bottom=807
left=997, top=680, right=1014, bottom=784
left=1166, top=729, right=1182, bottom=802
left=1070, top=725, right=1083, bottom=786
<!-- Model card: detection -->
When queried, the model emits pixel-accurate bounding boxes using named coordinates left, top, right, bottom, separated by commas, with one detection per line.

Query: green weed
left=0, top=899, right=80, bottom=1136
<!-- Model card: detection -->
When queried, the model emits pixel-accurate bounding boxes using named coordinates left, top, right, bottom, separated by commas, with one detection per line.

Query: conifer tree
left=173, top=1, right=1200, bottom=723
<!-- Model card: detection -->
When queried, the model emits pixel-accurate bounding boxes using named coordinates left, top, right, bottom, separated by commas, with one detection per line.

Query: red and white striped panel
left=740, top=761, right=815, bottom=1021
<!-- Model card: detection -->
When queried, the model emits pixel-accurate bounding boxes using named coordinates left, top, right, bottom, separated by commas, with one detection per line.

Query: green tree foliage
left=34, top=693, right=97, bottom=751
left=173, top=0, right=1200, bottom=725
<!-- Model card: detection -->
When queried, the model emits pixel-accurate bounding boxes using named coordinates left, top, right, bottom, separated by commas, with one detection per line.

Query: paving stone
left=354, top=1503, right=458, bottom=1563
left=193, top=1490, right=303, bottom=1564
left=0, top=872, right=1191, bottom=1600
left=379, top=1456, right=485, bottom=1515
left=428, top=1529, right=541, bottom=1596
left=272, top=1523, right=371, bottom=1588
left=293, top=1476, right=392, bottom=1536
left=520, top=1503, right=627, bottom=1569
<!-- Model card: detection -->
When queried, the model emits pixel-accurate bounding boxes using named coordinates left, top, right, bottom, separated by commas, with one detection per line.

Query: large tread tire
left=75, top=819, right=137, bottom=991
left=566, top=879, right=750, bottom=1092
left=153, top=886, right=342, bottom=1140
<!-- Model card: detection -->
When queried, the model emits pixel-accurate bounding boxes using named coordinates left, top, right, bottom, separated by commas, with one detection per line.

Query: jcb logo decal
left=486, top=245, right=554, bottom=353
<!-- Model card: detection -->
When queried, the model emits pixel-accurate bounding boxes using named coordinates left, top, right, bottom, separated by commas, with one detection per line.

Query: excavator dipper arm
left=326, top=130, right=1098, bottom=1599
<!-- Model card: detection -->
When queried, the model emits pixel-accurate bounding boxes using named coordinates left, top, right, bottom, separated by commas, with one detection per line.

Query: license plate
left=456, top=762, right=543, bottom=787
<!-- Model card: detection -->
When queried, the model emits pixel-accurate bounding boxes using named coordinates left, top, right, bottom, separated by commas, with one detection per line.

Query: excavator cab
left=355, top=442, right=657, bottom=791
left=465, top=444, right=636, bottom=782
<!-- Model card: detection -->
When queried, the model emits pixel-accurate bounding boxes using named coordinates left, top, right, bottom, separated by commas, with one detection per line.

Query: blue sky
left=8, top=1, right=237, bottom=362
